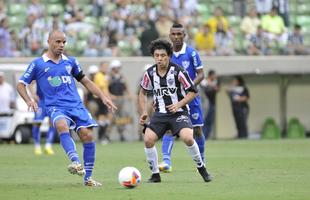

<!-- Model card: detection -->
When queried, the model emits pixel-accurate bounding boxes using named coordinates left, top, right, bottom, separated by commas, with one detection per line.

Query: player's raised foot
left=67, top=161, right=85, bottom=176
left=44, top=146, right=55, bottom=155
left=158, top=162, right=172, bottom=173
left=148, top=173, right=161, bottom=183
left=34, top=147, right=42, bottom=155
left=84, top=177, right=102, bottom=187
left=197, top=166, right=212, bottom=182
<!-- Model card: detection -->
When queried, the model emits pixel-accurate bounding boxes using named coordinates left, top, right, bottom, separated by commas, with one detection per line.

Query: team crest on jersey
left=167, top=78, right=174, bottom=86
left=182, top=61, right=190, bottom=69
left=65, top=65, right=72, bottom=74
left=167, top=75, right=174, bottom=86
left=191, top=113, right=199, bottom=120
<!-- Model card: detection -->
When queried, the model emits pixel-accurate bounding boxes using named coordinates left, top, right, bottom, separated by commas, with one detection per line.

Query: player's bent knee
left=55, top=119, right=69, bottom=133
left=183, top=137, right=194, bottom=146
left=179, top=128, right=194, bottom=146
left=144, top=129, right=157, bottom=148
left=78, top=128, right=94, bottom=142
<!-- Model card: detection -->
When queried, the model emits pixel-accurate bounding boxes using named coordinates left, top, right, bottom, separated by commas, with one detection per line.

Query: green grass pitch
left=0, top=139, right=310, bottom=200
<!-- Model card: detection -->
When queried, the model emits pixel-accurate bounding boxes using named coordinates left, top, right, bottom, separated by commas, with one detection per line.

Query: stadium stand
left=0, top=0, right=309, bottom=57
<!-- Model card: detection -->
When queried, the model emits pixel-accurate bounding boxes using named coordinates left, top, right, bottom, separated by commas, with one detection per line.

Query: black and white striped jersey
left=140, top=62, right=197, bottom=114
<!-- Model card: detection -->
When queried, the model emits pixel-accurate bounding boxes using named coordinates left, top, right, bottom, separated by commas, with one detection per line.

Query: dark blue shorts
left=147, top=112, right=192, bottom=139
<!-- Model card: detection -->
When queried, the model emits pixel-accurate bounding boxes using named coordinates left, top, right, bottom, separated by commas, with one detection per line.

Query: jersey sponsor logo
left=153, top=87, right=177, bottom=96
left=61, top=76, right=72, bottom=84
left=47, top=75, right=72, bottom=87
left=176, top=115, right=189, bottom=123
left=191, top=113, right=199, bottom=120
left=182, top=60, right=190, bottom=69
left=48, top=76, right=62, bottom=87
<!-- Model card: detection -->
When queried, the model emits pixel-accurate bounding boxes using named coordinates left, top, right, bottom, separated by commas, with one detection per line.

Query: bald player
left=17, top=30, right=117, bottom=187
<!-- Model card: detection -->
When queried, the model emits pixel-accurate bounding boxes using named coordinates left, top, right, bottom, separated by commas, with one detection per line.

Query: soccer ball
left=118, top=167, right=142, bottom=188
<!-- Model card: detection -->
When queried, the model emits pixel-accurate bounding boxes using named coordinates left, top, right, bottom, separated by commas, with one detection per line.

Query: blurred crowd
left=0, top=0, right=309, bottom=57
left=84, top=59, right=134, bottom=143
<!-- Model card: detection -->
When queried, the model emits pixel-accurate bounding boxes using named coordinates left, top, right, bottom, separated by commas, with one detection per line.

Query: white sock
left=45, top=143, right=52, bottom=149
left=187, top=141, right=204, bottom=168
left=144, top=146, right=159, bottom=174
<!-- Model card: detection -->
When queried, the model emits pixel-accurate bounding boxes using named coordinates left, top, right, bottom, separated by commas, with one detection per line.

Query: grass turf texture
left=0, top=139, right=310, bottom=200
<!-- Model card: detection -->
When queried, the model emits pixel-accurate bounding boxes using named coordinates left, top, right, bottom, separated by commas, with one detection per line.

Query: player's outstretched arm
left=16, top=82, right=38, bottom=112
left=166, top=91, right=197, bottom=113
left=138, top=88, right=148, bottom=125
left=80, top=76, right=117, bottom=112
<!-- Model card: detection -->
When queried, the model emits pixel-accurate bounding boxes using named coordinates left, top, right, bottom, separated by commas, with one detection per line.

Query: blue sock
left=59, top=132, right=80, bottom=163
left=162, top=134, right=174, bottom=166
left=32, top=125, right=40, bottom=146
left=83, top=142, right=95, bottom=181
left=194, top=134, right=206, bottom=163
left=46, top=126, right=56, bottom=145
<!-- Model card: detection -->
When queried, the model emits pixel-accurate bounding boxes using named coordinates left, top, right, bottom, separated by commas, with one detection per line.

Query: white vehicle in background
left=0, top=64, right=48, bottom=144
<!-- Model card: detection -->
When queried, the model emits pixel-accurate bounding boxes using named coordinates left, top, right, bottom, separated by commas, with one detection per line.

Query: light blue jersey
left=19, top=54, right=83, bottom=109
left=171, top=43, right=204, bottom=126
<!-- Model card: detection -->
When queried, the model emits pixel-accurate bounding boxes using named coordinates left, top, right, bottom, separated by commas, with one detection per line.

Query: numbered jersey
left=19, top=54, right=84, bottom=109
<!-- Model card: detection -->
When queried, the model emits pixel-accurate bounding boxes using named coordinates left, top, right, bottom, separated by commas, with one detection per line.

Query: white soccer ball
left=118, top=167, right=142, bottom=188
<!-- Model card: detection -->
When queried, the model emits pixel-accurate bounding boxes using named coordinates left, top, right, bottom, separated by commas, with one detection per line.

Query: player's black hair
left=294, top=24, right=301, bottom=29
left=208, top=70, right=216, bottom=76
left=149, top=39, right=173, bottom=57
left=271, top=6, right=278, bottom=12
left=234, top=75, right=245, bottom=86
left=171, top=23, right=184, bottom=29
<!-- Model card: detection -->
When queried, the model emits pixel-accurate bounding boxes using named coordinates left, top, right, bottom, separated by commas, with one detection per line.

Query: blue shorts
left=34, top=101, right=48, bottom=122
left=47, top=106, right=98, bottom=133
left=189, top=104, right=204, bottom=127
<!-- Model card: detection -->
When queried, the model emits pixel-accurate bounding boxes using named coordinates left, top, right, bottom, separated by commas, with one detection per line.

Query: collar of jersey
left=42, top=53, right=69, bottom=62
left=173, top=43, right=187, bottom=57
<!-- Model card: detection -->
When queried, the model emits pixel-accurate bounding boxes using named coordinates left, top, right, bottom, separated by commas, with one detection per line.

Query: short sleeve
left=71, top=57, right=83, bottom=76
left=178, top=69, right=197, bottom=93
left=19, top=62, right=37, bottom=85
left=191, top=50, right=203, bottom=70
left=140, top=71, right=153, bottom=91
